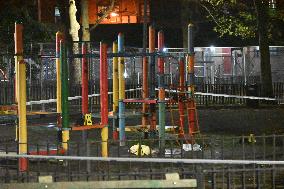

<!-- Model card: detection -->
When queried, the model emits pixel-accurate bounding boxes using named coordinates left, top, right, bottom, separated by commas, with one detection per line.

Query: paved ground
left=1, top=107, right=284, bottom=144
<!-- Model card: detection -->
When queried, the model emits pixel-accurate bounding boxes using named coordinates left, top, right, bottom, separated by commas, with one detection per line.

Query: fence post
left=196, top=165, right=205, bottom=189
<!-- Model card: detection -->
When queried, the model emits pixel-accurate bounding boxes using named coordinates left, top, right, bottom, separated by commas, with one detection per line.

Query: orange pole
left=14, top=23, right=23, bottom=103
left=178, top=58, right=185, bottom=137
left=142, top=58, right=148, bottom=127
left=187, top=23, right=197, bottom=136
left=187, top=55, right=196, bottom=136
left=100, top=42, right=108, bottom=157
left=149, top=25, right=156, bottom=133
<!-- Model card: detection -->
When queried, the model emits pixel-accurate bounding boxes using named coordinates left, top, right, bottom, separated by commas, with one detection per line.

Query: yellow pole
left=118, top=33, right=125, bottom=100
left=113, top=42, right=119, bottom=111
left=56, top=32, right=63, bottom=113
left=118, top=60, right=125, bottom=99
left=18, top=59, right=27, bottom=171
left=112, top=41, right=119, bottom=139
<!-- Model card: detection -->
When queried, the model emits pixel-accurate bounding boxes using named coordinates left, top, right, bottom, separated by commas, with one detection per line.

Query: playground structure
left=4, top=22, right=200, bottom=171
left=2, top=23, right=284, bottom=189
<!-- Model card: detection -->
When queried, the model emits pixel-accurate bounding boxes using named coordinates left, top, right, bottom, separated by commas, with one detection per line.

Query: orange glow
left=110, top=12, right=119, bottom=17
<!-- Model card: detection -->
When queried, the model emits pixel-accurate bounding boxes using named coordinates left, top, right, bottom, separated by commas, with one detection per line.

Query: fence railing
left=1, top=135, right=284, bottom=188
left=1, top=135, right=284, bottom=161
left=1, top=82, right=284, bottom=107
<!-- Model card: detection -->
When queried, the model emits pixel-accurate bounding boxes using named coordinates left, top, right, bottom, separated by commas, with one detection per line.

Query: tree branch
left=200, top=1, right=222, bottom=28
left=89, top=0, right=115, bottom=32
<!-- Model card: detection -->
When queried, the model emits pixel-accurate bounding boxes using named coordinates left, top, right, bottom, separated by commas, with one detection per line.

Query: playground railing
left=1, top=82, right=284, bottom=107
left=1, top=134, right=284, bottom=187
left=1, top=134, right=284, bottom=160
left=0, top=152, right=284, bottom=188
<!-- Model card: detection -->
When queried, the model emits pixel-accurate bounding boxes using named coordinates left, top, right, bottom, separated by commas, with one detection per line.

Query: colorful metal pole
left=118, top=33, right=126, bottom=146
left=142, top=56, right=148, bottom=128
left=15, top=23, right=27, bottom=171
left=18, top=59, right=27, bottom=171
left=100, top=42, right=109, bottom=157
left=60, top=40, right=70, bottom=150
left=118, top=33, right=125, bottom=100
left=187, top=23, right=196, bottom=136
left=178, top=57, right=185, bottom=137
left=118, top=100, right=125, bottom=146
left=56, top=32, right=63, bottom=144
left=112, top=41, right=119, bottom=140
left=14, top=22, right=24, bottom=103
left=81, top=42, right=88, bottom=147
left=56, top=32, right=63, bottom=114
left=158, top=31, right=165, bottom=153
left=82, top=42, right=88, bottom=115
left=149, top=25, right=156, bottom=135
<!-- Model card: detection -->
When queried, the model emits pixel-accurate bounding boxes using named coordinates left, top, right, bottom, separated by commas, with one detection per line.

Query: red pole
left=158, top=31, right=164, bottom=74
left=100, top=42, right=108, bottom=157
left=149, top=25, right=156, bottom=132
left=82, top=43, right=88, bottom=115
left=100, top=42, right=108, bottom=126
left=178, top=58, right=185, bottom=137
left=158, top=31, right=165, bottom=101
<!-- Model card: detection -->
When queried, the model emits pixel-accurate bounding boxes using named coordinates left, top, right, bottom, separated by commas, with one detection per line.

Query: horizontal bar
left=123, top=99, right=157, bottom=104
left=2, top=180, right=197, bottom=189
left=71, top=52, right=162, bottom=58
left=29, top=149, right=65, bottom=155
left=71, top=124, right=104, bottom=131
left=2, top=154, right=284, bottom=165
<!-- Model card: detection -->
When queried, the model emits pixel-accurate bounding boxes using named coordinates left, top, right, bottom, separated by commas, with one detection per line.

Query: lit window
left=269, top=0, right=276, bottom=9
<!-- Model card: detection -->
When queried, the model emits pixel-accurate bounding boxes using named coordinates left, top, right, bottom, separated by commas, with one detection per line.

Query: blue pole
left=118, top=33, right=126, bottom=146
left=119, top=100, right=125, bottom=146
left=118, top=33, right=125, bottom=53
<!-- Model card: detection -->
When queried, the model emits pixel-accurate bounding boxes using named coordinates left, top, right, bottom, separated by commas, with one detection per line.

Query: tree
left=69, top=0, right=81, bottom=84
left=56, top=0, right=115, bottom=84
left=198, top=0, right=284, bottom=97
left=0, top=0, right=55, bottom=78
left=81, top=0, right=90, bottom=42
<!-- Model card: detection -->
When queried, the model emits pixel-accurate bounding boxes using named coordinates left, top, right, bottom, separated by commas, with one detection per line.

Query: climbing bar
left=71, top=124, right=105, bottom=131
left=70, top=52, right=169, bottom=58
left=123, top=99, right=157, bottom=104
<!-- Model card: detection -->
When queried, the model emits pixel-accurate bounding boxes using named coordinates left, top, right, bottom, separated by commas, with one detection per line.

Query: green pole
left=60, top=40, right=69, bottom=150
left=158, top=31, right=165, bottom=156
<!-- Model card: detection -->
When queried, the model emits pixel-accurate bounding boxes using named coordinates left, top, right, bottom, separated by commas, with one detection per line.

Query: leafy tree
left=0, top=0, right=56, bottom=77
left=201, top=0, right=284, bottom=44
left=199, top=0, right=284, bottom=96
